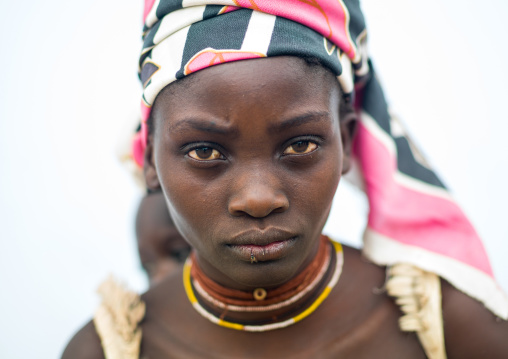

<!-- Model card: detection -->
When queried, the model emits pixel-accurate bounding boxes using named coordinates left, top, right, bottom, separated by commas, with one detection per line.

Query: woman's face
left=146, top=56, right=353, bottom=290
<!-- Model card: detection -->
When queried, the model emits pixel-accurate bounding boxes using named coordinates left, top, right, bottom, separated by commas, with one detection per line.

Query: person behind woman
left=62, top=1, right=508, bottom=358
left=118, top=120, right=192, bottom=286
left=136, top=191, right=191, bottom=286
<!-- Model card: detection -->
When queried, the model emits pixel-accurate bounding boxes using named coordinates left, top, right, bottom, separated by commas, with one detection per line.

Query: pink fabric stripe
left=143, top=0, right=156, bottom=23
left=184, top=50, right=264, bottom=76
left=141, top=101, right=151, bottom=123
left=132, top=130, right=145, bottom=168
left=133, top=101, right=152, bottom=167
left=233, top=0, right=356, bottom=59
left=354, top=121, right=494, bottom=277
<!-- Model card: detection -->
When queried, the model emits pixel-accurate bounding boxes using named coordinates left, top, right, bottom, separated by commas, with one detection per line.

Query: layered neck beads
left=183, top=235, right=344, bottom=332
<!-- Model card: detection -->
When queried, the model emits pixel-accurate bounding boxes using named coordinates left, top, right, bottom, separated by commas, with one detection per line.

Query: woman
left=63, top=1, right=508, bottom=358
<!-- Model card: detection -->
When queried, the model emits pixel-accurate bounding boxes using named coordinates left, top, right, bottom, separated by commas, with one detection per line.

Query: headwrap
left=133, top=0, right=507, bottom=318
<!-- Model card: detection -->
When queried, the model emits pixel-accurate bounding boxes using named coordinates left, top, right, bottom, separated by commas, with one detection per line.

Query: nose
left=228, top=169, right=289, bottom=218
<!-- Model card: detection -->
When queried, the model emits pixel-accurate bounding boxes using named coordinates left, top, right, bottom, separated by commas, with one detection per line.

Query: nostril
left=272, top=203, right=288, bottom=214
left=228, top=189, right=289, bottom=218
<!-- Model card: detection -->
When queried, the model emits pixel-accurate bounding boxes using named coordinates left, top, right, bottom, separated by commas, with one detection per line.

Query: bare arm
left=61, top=321, right=105, bottom=359
left=442, top=280, right=508, bottom=358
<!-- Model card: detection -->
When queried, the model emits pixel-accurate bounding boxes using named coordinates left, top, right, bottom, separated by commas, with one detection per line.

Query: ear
left=339, top=111, right=358, bottom=174
left=143, top=134, right=162, bottom=191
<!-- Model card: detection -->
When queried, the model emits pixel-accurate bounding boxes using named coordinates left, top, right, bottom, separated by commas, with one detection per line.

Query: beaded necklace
left=183, top=236, right=344, bottom=332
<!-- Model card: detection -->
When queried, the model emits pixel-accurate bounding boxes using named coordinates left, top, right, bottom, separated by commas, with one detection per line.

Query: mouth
left=226, top=228, right=297, bottom=262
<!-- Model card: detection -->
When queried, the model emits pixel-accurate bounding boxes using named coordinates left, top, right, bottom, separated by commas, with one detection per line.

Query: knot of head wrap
left=132, top=0, right=508, bottom=318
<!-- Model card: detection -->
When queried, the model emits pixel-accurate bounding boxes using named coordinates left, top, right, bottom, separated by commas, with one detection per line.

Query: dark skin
left=62, top=57, right=508, bottom=358
left=136, top=192, right=191, bottom=286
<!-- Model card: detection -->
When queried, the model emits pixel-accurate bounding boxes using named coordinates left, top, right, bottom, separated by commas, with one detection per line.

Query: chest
left=139, top=297, right=426, bottom=359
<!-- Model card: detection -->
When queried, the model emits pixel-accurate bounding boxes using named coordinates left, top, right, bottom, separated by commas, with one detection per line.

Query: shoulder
left=61, top=320, right=105, bottom=359
left=441, top=279, right=508, bottom=358
left=333, top=244, right=402, bottom=325
left=62, top=277, right=146, bottom=359
left=137, top=268, right=197, bottom=357
left=140, top=266, right=192, bottom=335
left=341, top=244, right=387, bottom=287
left=326, top=245, right=427, bottom=357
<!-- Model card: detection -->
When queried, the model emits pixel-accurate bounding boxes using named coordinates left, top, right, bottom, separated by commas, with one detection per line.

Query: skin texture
left=136, top=192, right=191, bottom=286
left=146, top=57, right=349, bottom=291
left=61, top=57, right=508, bottom=359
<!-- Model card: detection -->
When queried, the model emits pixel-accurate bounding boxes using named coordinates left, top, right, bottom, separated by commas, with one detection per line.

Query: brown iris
left=188, top=147, right=222, bottom=160
left=284, top=141, right=317, bottom=155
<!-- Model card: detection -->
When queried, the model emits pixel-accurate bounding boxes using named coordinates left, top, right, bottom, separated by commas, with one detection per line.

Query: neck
left=185, top=235, right=341, bottom=327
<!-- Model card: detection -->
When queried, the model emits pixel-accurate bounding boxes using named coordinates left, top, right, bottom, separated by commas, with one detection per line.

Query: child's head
left=135, top=191, right=191, bottom=286
left=144, top=56, right=356, bottom=290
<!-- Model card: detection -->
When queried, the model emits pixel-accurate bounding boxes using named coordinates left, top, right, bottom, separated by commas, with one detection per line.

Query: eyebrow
left=269, top=111, right=332, bottom=132
left=167, top=111, right=331, bottom=135
left=168, top=118, right=237, bottom=136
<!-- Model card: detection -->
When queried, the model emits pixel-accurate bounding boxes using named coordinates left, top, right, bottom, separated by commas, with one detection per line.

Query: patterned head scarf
left=132, top=0, right=507, bottom=318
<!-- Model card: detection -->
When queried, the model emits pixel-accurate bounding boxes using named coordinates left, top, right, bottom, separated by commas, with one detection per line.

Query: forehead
left=152, top=56, right=340, bottom=129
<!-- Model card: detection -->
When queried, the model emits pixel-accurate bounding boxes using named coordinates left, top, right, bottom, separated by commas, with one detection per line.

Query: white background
left=1, top=1, right=507, bottom=358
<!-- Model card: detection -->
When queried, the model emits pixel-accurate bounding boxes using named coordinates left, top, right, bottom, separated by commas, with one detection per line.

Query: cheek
left=155, top=154, right=225, bottom=246
left=287, top=136, right=342, bottom=220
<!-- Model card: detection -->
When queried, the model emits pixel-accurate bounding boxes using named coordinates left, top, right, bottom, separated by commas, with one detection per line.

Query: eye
left=283, top=140, right=318, bottom=155
left=188, top=147, right=222, bottom=160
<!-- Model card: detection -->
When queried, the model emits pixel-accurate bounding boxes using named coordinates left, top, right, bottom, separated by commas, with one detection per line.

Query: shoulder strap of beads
left=93, top=276, right=145, bottom=359
left=387, top=263, right=447, bottom=359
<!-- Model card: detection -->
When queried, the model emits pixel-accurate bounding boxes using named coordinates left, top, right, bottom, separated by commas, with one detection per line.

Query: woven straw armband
left=93, top=277, right=145, bottom=359
left=386, top=263, right=447, bottom=359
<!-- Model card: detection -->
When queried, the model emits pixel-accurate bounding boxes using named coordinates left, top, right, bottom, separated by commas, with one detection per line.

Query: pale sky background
left=1, top=1, right=507, bottom=358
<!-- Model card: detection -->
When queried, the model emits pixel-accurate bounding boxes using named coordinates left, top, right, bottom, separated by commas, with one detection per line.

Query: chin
left=223, top=257, right=304, bottom=290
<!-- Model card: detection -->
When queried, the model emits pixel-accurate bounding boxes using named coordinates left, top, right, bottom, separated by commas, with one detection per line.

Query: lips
left=226, top=228, right=297, bottom=262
